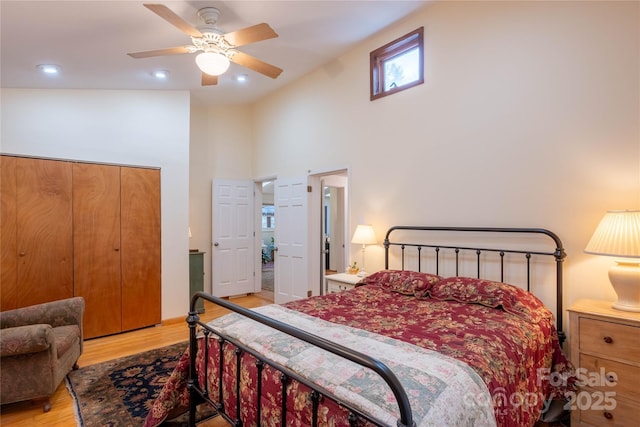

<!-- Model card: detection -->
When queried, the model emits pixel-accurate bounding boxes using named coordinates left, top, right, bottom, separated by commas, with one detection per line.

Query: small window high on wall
left=370, top=27, right=424, bottom=100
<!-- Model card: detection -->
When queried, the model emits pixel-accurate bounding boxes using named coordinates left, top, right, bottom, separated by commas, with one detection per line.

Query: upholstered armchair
left=0, top=297, right=85, bottom=412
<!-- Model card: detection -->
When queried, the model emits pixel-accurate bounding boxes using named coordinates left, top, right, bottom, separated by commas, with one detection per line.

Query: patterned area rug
left=66, top=342, right=216, bottom=426
left=262, top=261, right=274, bottom=292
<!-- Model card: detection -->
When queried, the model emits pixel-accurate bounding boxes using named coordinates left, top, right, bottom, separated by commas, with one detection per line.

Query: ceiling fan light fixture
left=195, top=52, right=230, bottom=76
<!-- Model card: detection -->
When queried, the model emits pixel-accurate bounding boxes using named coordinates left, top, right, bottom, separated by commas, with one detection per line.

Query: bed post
left=552, top=239, right=567, bottom=346
left=187, top=294, right=202, bottom=427
left=536, top=228, right=568, bottom=346
left=384, top=235, right=390, bottom=269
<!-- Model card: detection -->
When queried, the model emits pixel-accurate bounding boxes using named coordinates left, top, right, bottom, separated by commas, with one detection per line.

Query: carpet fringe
left=65, top=376, right=85, bottom=427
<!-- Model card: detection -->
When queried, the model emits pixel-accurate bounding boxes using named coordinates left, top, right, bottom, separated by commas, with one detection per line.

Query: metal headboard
left=384, top=226, right=567, bottom=344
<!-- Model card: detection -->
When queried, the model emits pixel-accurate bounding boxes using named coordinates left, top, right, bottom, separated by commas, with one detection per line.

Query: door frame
left=308, top=168, right=349, bottom=296
left=322, top=175, right=348, bottom=275
left=253, top=177, right=276, bottom=294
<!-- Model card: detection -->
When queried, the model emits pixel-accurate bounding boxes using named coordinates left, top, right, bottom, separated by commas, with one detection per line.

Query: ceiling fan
left=128, top=3, right=283, bottom=86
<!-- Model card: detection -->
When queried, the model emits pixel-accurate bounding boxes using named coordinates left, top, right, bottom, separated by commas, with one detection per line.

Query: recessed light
left=236, top=74, right=248, bottom=83
left=37, top=64, right=60, bottom=75
left=152, top=70, right=169, bottom=79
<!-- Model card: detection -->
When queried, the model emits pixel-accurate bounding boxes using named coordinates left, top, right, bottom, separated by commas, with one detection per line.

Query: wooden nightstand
left=567, top=299, right=640, bottom=427
left=325, top=273, right=363, bottom=294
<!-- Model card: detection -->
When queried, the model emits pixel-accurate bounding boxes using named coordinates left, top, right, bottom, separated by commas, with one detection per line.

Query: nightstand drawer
left=327, top=281, right=354, bottom=293
left=325, top=273, right=362, bottom=294
left=579, top=354, right=640, bottom=401
left=579, top=393, right=640, bottom=427
left=579, top=318, right=640, bottom=360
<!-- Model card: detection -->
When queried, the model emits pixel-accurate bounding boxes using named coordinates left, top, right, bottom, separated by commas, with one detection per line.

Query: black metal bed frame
left=187, top=294, right=414, bottom=427
left=186, top=226, right=566, bottom=427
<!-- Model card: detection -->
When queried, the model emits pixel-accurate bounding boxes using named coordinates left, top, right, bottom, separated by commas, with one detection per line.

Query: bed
left=144, top=226, right=575, bottom=427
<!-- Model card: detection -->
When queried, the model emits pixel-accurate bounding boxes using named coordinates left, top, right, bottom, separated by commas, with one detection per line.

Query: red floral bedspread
left=144, top=276, right=574, bottom=427
left=285, top=284, right=574, bottom=426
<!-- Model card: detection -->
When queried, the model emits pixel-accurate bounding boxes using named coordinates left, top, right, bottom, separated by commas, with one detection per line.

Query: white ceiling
left=1, top=0, right=428, bottom=107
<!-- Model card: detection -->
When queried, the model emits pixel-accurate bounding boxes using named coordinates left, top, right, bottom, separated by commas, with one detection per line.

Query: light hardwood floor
left=0, top=294, right=272, bottom=427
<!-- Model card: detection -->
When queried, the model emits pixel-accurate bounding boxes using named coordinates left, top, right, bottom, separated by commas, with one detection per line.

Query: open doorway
left=259, top=180, right=275, bottom=300
left=315, top=171, right=348, bottom=294
left=257, top=172, right=347, bottom=300
left=322, top=180, right=346, bottom=275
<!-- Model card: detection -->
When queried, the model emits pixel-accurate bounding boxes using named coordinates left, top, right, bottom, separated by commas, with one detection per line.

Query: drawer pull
left=603, top=411, right=613, bottom=420
left=603, top=336, right=613, bottom=344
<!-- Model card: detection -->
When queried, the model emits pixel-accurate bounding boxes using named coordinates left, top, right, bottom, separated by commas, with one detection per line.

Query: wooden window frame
left=370, top=27, right=424, bottom=101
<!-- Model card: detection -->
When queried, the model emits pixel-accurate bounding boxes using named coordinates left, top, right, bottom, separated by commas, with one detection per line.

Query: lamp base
left=609, top=261, right=640, bottom=312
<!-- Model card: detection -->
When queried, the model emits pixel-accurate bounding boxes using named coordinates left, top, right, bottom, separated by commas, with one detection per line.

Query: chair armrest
left=0, top=297, right=85, bottom=329
left=0, top=324, right=53, bottom=357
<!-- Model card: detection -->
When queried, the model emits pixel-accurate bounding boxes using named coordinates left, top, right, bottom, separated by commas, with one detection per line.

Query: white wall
left=3, top=1, right=638, bottom=330
left=189, top=105, right=254, bottom=292
left=0, top=88, right=191, bottom=320
left=250, top=1, right=640, bottom=319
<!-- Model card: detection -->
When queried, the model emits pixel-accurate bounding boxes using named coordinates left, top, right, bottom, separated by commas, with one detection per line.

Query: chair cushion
left=53, top=325, right=80, bottom=357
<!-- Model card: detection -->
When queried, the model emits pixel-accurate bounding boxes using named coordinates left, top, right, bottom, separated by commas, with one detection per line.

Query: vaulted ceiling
left=1, top=1, right=428, bottom=106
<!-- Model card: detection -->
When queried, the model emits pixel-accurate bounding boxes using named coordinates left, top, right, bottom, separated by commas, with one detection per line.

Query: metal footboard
left=187, top=292, right=416, bottom=427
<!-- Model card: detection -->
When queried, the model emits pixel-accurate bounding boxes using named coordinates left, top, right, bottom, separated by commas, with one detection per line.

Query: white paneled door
left=212, top=179, right=255, bottom=297
left=274, top=177, right=308, bottom=304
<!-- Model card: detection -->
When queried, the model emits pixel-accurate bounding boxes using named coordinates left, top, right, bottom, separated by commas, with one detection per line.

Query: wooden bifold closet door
left=1, top=155, right=161, bottom=339
left=73, top=163, right=122, bottom=338
left=74, top=164, right=161, bottom=338
left=1, top=156, right=74, bottom=310
left=120, top=166, right=161, bottom=332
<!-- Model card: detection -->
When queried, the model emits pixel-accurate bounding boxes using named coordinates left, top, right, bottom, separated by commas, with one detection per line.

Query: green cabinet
left=189, top=251, right=205, bottom=313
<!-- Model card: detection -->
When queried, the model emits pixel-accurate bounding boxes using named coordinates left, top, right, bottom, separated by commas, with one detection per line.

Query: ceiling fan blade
left=144, top=4, right=202, bottom=38
left=127, top=46, right=192, bottom=59
left=202, top=73, right=218, bottom=86
left=223, top=23, right=278, bottom=47
left=231, top=51, right=283, bottom=79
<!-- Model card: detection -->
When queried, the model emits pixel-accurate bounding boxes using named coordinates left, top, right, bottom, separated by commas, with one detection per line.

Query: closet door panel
left=1, top=156, right=18, bottom=310
left=120, top=167, right=161, bottom=331
left=16, top=158, right=73, bottom=307
left=73, top=163, right=122, bottom=338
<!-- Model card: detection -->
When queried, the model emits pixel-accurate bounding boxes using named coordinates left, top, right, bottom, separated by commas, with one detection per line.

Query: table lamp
left=584, top=210, right=640, bottom=311
left=351, top=224, right=377, bottom=276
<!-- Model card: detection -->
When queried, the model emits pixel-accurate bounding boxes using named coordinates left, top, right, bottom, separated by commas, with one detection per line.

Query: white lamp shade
left=351, top=224, right=377, bottom=245
left=195, top=52, right=230, bottom=76
left=585, top=210, right=640, bottom=259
